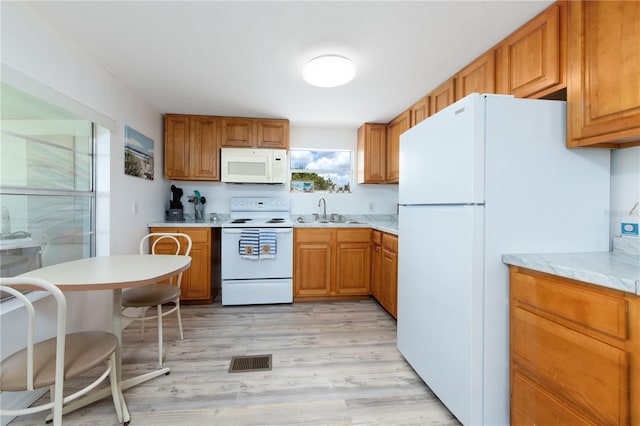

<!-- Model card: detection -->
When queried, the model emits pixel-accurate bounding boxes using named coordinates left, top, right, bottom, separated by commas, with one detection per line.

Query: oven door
left=221, top=227, right=293, bottom=280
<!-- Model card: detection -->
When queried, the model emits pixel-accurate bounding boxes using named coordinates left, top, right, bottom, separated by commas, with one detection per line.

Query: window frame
left=289, top=148, right=353, bottom=193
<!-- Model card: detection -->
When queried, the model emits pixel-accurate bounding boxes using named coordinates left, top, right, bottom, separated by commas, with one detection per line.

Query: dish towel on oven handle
left=239, top=229, right=260, bottom=259
left=259, top=230, right=277, bottom=259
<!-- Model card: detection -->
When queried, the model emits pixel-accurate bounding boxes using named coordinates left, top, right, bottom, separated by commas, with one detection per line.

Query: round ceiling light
left=302, top=55, right=356, bottom=88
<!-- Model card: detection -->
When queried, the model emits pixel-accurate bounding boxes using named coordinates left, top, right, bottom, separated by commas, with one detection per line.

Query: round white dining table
left=18, top=254, right=192, bottom=424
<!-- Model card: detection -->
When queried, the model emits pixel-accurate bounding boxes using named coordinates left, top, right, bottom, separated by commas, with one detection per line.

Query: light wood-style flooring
left=10, top=299, right=460, bottom=425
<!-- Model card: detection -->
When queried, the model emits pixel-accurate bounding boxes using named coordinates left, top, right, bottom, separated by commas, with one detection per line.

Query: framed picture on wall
left=124, top=125, right=154, bottom=180
left=291, top=180, right=314, bottom=193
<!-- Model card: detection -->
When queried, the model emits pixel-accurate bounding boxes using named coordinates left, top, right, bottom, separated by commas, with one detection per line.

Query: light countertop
left=148, top=214, right=399, bottom=235
left=503, top=238, right=640, bottom=295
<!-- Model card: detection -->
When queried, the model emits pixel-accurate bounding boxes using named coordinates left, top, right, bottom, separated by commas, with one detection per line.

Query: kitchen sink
left=295, top=217, right=362, bottom=225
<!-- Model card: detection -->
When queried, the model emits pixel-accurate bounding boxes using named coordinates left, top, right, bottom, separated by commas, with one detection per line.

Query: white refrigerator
left=396, top=94, right=611, bottom=426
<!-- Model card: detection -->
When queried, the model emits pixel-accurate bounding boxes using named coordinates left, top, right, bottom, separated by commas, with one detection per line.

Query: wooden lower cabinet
left=149, top=227, right=213, bottom=304
left=509, top=266, right=640, bottom=425
left=370, top=230, right=397, bottom=318
left=293, top=229, right=332, bottom=297
left=370, top=231, right=383, bottom=301
left=294, top=228, right=370, bottom=300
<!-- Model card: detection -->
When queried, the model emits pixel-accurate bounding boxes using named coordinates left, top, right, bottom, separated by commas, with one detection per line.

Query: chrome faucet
left=318, top=197, right=327, bottom=220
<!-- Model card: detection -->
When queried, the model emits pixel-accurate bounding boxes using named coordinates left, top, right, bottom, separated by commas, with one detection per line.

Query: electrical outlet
left=368, top=201, right=375, bottom=212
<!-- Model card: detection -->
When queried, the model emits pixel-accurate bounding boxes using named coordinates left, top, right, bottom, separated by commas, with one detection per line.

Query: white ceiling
left=27, top=1, right=554, bottom=128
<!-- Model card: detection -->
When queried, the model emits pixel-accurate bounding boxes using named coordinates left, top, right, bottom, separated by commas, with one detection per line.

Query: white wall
left=168, top=127, right=399, bottom=221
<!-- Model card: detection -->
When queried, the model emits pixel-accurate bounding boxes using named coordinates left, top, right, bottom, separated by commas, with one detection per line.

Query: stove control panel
left=230, top=197, right=290, bottom=213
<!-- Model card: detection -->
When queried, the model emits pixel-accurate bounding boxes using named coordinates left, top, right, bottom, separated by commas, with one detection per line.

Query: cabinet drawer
left=295, top=229, right=332, bottom=243
left=180, top=228, right=210, bottom=243
left=336, top=229, right=370, bottom=243
left=382, top=233, right=398, bottom=252
left=371, top=230, right=382, bottom=246
left=512, top=307, right=629, bottom=425
left=511, top=269, right=627, bottom=340
left=511, top=371, right=596, bottom=426
left=150, top=227, right=210, bottom=244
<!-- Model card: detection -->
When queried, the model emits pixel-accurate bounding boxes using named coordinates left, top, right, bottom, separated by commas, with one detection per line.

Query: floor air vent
left=228, top=354, right=272, bottom=373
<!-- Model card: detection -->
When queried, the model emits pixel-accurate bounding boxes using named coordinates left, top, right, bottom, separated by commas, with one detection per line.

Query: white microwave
left=220, top=148, right=287, bottom=184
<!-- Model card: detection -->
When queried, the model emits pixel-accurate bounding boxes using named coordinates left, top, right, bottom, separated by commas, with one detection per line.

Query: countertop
left=502, top=238, right=640, bottom=295
left=148, top=214, right=399, bottom=235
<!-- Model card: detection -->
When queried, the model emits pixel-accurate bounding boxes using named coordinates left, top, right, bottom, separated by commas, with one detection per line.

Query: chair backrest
left=139, top=232, right=192, bottom=287
left=139, top=232, right=193, bottom=257
left=0, top=277, right=66, bottom=398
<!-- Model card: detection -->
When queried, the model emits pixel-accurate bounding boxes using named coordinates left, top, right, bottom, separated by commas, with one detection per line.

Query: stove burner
left=267, top=218, right=286, bottom=223
left=231, top=218, right=252, bottom=224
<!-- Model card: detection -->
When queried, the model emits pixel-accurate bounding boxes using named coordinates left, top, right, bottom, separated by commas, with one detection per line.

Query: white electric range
left=220, top=197, right=293, bottom=305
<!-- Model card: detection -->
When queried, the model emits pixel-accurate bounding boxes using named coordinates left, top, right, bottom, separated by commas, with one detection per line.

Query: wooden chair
left=121, top=232, right=192, bottom=367
left=0, top=277, right=125, bottom=426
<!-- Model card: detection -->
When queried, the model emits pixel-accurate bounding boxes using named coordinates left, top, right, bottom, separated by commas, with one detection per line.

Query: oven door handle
left=222, top=228, right=293, bottom=234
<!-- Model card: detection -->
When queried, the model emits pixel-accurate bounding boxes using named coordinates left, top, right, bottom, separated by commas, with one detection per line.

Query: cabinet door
left=456, top=50, right=496, bottom=100
left=386, top=110, right=411, bottom=183
left=335, top=242, right=370, bottom=295
left=221, top=118, right=254, bottom=147
left=190, top=116, right=220, bottom=180
left=512, top=306, right=629, bottom=425
left=567, top=1, right=640, bottom=148
left=410, top=96, right=429, bottom=126
left=294, top=242, right=332, bottom=296
left=381, top=234, right=398, bottom=318
left=256, top=119, right=289, bottom=149
left=371, top=231, right=382, bottom=301
left=150, top=227, right=212, bottom=303
left=180, top=241, right=211, bottom=301
left=164, top=115, right=190, bottom=179
left=496, top=1, right=566, bottom=99
left=511, top=371, right=597, bottom=426
left=429, top=77, right=456, bottom=116
left=357, top=123, right=387, bottom=183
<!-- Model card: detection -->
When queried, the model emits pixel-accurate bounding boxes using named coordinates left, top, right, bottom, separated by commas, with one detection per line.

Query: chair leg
left=176, top=300, right=184, bottom=341
left=157, top=304, right=163, bottom=368
left=107, top=354, right=124, bottom=423
left=51, top=380, right=63, bottom=426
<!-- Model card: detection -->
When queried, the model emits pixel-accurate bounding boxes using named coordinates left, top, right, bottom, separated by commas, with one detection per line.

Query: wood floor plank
left=7, top=300, right=460, bottom=425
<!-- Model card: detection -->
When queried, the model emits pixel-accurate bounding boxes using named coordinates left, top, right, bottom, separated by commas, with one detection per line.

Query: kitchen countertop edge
left=502, top=251, right=640, bottom=295
left=147, top=220, right=398, bottom=235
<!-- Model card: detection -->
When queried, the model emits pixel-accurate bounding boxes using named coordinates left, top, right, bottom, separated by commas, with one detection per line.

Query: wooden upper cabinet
left=429, top=77, right=456, bottom=115
left=496, top=1, right=566, bottom=99
left=386, top=110, right=411, bottom=183
left=455, top=50, right=496, bottom=100
left=221, top=118, right=289, bottom=149
left=567, top=0, right=640, bottom=148
left=164, top=114, right=220, bottom=181
left=221, top=118, right=254, bottom=147
left=256, top=119, right=289, bottom=149
left=410, top=96, right=429, bottom=126
left=190, top=116, right=220, bottom=180
left=164, top=115, right=190, bottom=179
left=357, top=123, right=387, bottom=184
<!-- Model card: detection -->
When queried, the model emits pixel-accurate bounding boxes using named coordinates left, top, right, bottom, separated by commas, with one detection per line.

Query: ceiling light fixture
left=302, top=55, right=356, bottom=88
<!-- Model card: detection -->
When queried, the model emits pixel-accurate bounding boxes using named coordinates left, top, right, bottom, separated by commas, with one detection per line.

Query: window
left=290, top=149, right=352, bottom=192
left=0, top=83, right=97, bottom=283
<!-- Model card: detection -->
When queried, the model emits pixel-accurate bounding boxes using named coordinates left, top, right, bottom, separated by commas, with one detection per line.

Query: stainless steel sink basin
left=296, top=216, right=362, bottom=225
